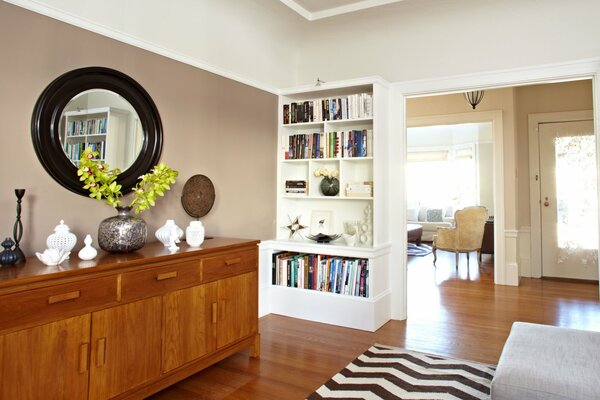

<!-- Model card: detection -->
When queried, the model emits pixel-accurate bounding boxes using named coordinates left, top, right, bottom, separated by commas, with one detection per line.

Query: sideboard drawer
left=120, top=259, right=202, bottom=302
left=0, top=275, right=118, bottom=333
left=202, top=248, right=257, bottom=282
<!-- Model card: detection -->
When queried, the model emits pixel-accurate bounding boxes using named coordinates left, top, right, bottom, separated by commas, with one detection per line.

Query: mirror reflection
left=59, top=89, right=143, bottom=170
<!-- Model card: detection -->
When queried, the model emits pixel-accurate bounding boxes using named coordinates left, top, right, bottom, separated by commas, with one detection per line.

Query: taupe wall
left=406, top=80, right=593, bottom=232
left=0, top=3, right=277, bottom=256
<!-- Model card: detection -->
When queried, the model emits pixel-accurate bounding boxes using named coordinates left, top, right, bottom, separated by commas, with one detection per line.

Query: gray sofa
left=492, top=322, right=600, bottom=400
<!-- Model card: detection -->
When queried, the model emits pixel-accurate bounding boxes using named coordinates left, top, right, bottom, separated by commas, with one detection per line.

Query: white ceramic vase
left=78, top=234, right=98, bottom=261
left=186, top=221, right=205, bottom=247
left=155, top=220, right=183, bottom=246
left=46, top=220, right=77, bottom=256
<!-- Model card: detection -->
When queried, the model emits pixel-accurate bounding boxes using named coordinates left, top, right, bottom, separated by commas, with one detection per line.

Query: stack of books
left=346, top=182, right=373, bottom=198
left=285, top=180, right=307, bottom=196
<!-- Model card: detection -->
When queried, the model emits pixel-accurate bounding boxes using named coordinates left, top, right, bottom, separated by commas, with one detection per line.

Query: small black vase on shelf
left=13, top=189, right=26, bottom=264
left=319, top=177, right=340, bottom=197
left=0, top=237, right=18, bottom=266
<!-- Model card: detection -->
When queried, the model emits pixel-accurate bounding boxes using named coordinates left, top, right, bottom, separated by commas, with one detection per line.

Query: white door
left=539, top=120, right=598, bottom=280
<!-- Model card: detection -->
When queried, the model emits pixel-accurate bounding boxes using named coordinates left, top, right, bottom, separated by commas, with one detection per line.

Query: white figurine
left=36, top=248, right=70, bottom=266
left=167, top=225, right=180, bottom=252
left=78, top=234, right=98, bottom=261
left=156, top=220, right=184, bottom=246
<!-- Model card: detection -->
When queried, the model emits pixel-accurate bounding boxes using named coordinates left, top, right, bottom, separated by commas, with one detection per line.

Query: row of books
left=283, top=93, right=373, bottom=124
left=64, top=141, right=105, bottom=161
left=65, top=117, right=108, bottom=137
left=272, top=252, right=369, bottom=298
left=284, top=130, right=373, bottom=160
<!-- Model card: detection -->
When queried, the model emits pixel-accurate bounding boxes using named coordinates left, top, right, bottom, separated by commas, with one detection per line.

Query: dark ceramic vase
left=98, top=206, right=147, bottom=253
left=320, top=177, right=340, bottom=196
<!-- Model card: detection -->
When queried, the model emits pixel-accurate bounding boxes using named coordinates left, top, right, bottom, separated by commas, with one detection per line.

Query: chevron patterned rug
left=307, top=344, right=495, bottom=400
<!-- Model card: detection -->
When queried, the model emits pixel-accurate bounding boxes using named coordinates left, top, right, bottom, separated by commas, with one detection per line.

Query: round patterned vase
left=98, top=206, right=147, bottom=253
left=320, top=177, right=340, bottom=196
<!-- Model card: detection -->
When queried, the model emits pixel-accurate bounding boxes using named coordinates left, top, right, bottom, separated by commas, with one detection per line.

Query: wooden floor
left=149, top=251, right=600, bottom=399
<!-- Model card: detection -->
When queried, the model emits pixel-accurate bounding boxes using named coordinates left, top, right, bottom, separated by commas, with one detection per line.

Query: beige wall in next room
left=0, top=2, right=278, bottom=257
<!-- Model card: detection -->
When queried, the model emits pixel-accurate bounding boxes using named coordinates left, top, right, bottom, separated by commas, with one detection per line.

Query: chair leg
left=466, top=251, right=470, bottom=266
left=432, top=246, right=437, bottom=267
left=477, top=249, right=481, bottom=264
left=455, top=252, right=459, bottom=268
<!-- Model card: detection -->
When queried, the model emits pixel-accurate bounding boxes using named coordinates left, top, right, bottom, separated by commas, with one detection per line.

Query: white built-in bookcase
left=259, top=79, right=391, bottom=331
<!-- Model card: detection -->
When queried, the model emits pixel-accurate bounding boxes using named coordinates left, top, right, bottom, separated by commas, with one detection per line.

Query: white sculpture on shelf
left=156, top=220, right=183, bottom=246
left=36, top=248, right=70, bottom=266
left=167, top=225, right=181, bottom=253
left=46, top=220, right=77, bottom=256
left=78, top=234, right=98, bottom=261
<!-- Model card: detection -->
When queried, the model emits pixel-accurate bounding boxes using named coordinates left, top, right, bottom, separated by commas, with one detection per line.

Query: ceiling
left=280, top=0, right=406, bottom=21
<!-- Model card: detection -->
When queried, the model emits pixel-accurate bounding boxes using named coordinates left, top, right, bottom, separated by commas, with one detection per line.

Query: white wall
left=296, top=0, right=600, bottom=85
left=8, top=0, right=600, bottom=89
left=4, top=0, right=307, bottom=90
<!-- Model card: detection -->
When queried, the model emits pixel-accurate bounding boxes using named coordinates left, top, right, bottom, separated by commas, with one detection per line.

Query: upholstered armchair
left=432, top=206, right=488, bottom=267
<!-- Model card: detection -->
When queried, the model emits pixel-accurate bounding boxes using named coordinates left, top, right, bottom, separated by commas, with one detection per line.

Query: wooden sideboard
left=0, top=237, right=260, bottom=400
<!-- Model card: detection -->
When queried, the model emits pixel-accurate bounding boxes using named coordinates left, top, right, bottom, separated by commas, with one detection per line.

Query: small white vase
left=46, top=220, right=77, bottom=256
left=186, top=221, right=205, bottom=248
left=155, top=220, right=183, bottom=246
left=78, top=234, right=98, bottom=261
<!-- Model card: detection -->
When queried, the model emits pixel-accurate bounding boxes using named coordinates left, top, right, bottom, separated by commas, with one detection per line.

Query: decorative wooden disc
left=181, top=175, right=215, bottom=218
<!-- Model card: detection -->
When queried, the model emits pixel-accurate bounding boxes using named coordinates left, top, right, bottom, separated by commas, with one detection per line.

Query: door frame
left=527, top=110, right=594, bottom=278
left=388, top=58, right=600, bottom=321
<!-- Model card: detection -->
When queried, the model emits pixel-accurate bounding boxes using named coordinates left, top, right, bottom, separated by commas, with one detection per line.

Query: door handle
left=544, top=196, right=550, bottom=207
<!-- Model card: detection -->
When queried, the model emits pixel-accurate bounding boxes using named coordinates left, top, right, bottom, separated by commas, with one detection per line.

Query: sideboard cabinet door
left=162, top=282, right=217, bottom=373
left=217, top=271, right=258, bottom=349
left=89, top=296, right=162, bottom=400
left=0, top=314, right=91, bottom=399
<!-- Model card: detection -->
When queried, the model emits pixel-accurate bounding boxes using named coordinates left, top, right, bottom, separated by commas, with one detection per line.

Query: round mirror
left=32, top=67, right=163, bottom=196
left=60, top=89, right=144, bottom=171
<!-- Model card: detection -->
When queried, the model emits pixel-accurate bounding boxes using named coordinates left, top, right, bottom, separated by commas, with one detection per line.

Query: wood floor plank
left=148, top=251, right=600, bottom=399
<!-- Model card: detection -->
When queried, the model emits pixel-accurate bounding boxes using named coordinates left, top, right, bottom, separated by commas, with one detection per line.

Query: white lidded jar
left=155, top=220, right=183, bottom=246
left=46, top=220, right=77, bottom=255
left=186, top=221, right=205, bottom=247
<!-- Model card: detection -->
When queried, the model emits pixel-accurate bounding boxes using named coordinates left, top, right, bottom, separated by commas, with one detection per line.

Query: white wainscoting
left=518, top=227, right=532, bottom=278
left=504, top=229, right=520, bottom=285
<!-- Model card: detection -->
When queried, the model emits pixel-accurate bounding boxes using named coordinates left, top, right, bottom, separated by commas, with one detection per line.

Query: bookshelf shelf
left=259, top=80, right=391, bottom=332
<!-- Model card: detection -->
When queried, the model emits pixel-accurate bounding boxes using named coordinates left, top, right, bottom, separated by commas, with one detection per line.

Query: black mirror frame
left=31, top=66, right=163, bottom=196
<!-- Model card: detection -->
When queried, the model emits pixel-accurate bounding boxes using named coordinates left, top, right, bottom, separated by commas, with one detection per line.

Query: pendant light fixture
left=464, top=90, right=484, bottom=109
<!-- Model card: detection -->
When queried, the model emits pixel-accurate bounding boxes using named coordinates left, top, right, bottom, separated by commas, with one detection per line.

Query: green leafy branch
left=77, top=148, right=178, bottom=214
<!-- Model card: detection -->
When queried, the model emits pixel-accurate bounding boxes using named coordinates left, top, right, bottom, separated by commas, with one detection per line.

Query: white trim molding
left=518, top=226, right=532, bottom=278
left=280, top=0, right=406, bottom=21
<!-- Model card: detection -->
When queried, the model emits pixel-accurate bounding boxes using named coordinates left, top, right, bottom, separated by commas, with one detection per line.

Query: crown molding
left=280, top=0, right=405, bottom=21
left=4, top=0, right=280, bottom=94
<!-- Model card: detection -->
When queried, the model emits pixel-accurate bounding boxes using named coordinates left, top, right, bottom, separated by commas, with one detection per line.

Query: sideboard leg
left=250, top=333, right=260, bottom=358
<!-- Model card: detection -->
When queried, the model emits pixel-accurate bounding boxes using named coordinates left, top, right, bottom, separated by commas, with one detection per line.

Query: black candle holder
left=13, top=189, right=26, bottom=264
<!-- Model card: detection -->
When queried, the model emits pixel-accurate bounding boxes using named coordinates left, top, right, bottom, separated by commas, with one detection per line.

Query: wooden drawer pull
left=47, top=290, right=81, bottom=304
left=225, top=258, right=241, bottom=266
left=79, top=343, right=89, bottom=373
left=96, top=338, right=106, bottom=367
left=212, top=302, right=217, bottom=324
left=156, top=271, right=178, bottom=281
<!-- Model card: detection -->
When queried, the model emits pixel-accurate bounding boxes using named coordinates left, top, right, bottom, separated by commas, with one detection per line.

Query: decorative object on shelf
left=181, top=174, right=215, bottom=218
left=98, top=206, right=147, bottom=253
left=357, top=204, right=373, bottom=247
left=310, top=210, right=334, bottom=235
left=306, top=233, right=342, bottom=243
left=342, top=233, right=357, bottom=247
left=315, top=77, right=326, bottom=87
left=46, top=220, right=77, bottom=255
left=77, top=147, right=178, bottom=253
left=0, top=237, right=18, bottom=266
left=35, top=248, right=70, bottom=266
left=186, top=221, right=205, bottom=247
left=284, top=215, right=307, bottom=239
left=78, top=234, right=98, bottom=261
left=12, top=189, right=26, bottom=264
left=156, top=220, right=184, bottom=246
left=167, top=226, right=181, bottom=253
left=464, top=90, right=484, bottom=109
left=343, top=221, right=360, bottom=247
left=314, top=167, right=340, bottom=196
